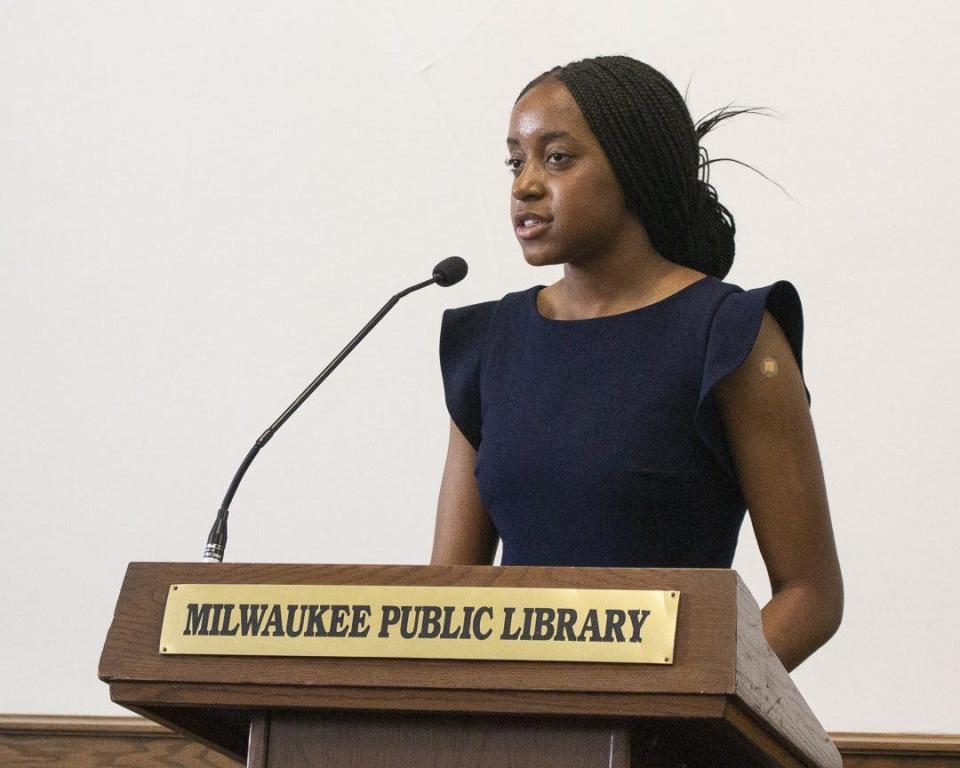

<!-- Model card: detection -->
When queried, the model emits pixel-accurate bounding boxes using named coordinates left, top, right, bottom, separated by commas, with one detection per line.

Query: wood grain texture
left=2, top=718, right=957, bottom=768
left=724, top=701, right=810, bottom=768
left=99, top=563, right=737, bottom=697
left=246, top=714, right=268, bottom=768
left=0, top=715, right=239, bottom=768
left=108, top=681, right=727, bottom=719
left=831, top=733, right=960, bottom=755
left=97, top=563, right=836, bottom=766
left=264, top=711, right=631, bottom=768
left=734, top=577, right=843, bottom=768
left=832, top=733, right=960, bottom=767
left=840, top=758, right=960, bottom=768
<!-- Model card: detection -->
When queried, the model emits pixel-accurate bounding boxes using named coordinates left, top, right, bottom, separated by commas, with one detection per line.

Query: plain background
left=1, top=1, right=957, bottom=732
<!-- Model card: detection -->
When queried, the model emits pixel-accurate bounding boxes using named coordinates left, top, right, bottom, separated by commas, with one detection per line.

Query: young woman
left=430, top=55, right=842, bottom=672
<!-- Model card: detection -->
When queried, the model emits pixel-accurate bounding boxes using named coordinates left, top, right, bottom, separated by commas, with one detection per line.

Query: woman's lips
left=514, top=215, right=552, bottom=240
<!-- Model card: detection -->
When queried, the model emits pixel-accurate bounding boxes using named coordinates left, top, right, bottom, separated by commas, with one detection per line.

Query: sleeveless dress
left=439, top=275, right=810, bottom=568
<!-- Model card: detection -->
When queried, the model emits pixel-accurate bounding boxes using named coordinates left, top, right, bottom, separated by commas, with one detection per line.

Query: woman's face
left=507, top=79, right=636, bottom=267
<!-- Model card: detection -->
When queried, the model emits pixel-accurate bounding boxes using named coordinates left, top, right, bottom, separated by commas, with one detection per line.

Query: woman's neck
left=540, top=249, right=705, bottom=321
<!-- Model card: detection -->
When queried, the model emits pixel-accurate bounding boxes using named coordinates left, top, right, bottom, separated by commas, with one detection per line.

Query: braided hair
left=518, top=55, right=771, bottom=280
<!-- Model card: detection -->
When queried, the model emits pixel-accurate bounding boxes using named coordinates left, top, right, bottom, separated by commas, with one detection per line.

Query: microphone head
left=433, top=256, right=468, bottom=287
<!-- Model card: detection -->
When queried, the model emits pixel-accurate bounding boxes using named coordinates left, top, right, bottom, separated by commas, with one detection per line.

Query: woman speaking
left=430, top=55, right=843, bottom=672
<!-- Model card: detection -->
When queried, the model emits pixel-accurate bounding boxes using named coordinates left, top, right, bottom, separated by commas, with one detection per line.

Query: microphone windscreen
left=433, top=256, right=468, bottom=287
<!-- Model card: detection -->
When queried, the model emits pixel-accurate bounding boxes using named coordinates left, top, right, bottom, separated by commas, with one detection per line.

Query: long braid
left=516, top=55, right=770, bottom=280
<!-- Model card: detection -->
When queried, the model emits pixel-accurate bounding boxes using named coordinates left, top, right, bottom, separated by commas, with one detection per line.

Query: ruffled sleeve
left=696, top=280, right=811, bottom=480
left=439, top=301, right=497, bottom=450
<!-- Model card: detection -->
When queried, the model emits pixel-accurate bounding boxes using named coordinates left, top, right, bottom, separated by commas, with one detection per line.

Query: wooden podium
left=99, top=563, right=842, bottom=768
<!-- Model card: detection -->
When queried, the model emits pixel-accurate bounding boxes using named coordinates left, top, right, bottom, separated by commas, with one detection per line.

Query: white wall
left=1, top=1, right=957, bottom=732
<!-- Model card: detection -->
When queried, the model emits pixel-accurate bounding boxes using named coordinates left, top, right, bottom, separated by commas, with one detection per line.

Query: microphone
left=433, top=256, right=468, bottom=287
left=202, top=257, right=469, bottom=563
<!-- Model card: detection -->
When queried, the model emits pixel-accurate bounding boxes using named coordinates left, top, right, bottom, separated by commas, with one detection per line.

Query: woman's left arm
left=714, top=309, right=844, bottom=672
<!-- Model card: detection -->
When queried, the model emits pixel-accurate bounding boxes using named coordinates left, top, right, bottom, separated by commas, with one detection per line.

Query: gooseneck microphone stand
left=202, top=257, right=468, bottom=562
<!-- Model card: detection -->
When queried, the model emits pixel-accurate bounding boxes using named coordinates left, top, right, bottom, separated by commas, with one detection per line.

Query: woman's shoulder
left=709, top=275, right=801, bottom=299
left=701, top=275, right=809, bottom=402
left=706, top=276, right=804, bottom=342
left=443, top=286, right=539, bottom=312
left=441, top=286, right=538, bottom=332
left=682, top=273, right=802, bottom=306
left=438, top=288, right=538, bottom=450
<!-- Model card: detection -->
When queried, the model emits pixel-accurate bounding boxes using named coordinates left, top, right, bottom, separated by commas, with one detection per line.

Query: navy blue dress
left=439, top=275, right=809, bottom=568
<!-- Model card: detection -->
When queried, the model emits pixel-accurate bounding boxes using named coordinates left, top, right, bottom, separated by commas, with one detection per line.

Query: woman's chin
left=519, top=244, right=563, bottom=268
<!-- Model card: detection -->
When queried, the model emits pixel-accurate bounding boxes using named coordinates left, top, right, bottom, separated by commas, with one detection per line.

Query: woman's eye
left=504, top=157, right=522, bottom=173
left=547, top=152, right=569, bottom=164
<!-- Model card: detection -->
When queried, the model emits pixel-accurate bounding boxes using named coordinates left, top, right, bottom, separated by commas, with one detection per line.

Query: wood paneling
left=0, top=715, right=239, bottom=767
left=2, top=717, right=957, bottom=768
left=831, top=733, right=960, bottom=768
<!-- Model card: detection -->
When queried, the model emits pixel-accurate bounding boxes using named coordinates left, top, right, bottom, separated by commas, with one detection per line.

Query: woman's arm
left=430, top=419, right=499, bottom=565
left=714, top=310, right=843, bottom=672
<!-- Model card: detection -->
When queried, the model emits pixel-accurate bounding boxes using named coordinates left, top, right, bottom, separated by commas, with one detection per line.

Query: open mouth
left=514, top=214, right=552, bottom=239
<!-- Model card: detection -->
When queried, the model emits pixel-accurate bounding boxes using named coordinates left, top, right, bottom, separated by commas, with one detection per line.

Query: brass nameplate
left=160, top=584, right=680, bottom=664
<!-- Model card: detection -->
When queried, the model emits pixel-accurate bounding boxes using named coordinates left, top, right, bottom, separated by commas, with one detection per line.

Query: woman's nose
left=512, top=163, right=546, bottom=201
